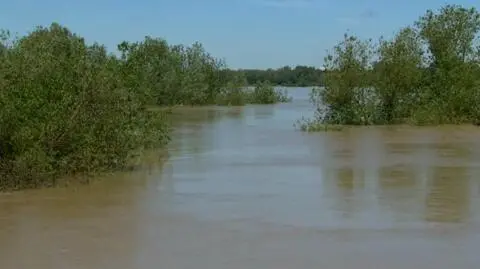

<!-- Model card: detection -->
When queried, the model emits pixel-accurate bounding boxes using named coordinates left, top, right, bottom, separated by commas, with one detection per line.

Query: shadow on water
left=316, top=126, right=480, bottom=228
left=1, top=88, right=480, bottom=268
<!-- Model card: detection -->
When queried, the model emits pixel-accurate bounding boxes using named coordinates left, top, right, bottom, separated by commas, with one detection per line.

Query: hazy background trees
left=230, top=65, right=325, bottom=87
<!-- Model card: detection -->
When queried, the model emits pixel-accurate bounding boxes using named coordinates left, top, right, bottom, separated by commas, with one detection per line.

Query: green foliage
left=232, top=65, right=325, bottom=87
left=118, top=38, right=230, bottom=106
left=414, top=4, right=480, bottom=123
left=215, top=71, right=249, bottom=106
left=116, top=37, right=289, bottom=107
left=373, top=27, right=425, bottom=124
left=0, top=23, right=171, bottom=190
left=312, top=34, right=376, bottom=125
left=303, top=4, right=480, bottom=131
left=215, top=78, right=292, bottom=106
left=0, top=22, right=290, bottom=190
left=248, top=81, right=292, bottom=104
left=294, top=116, right=344, bottom=132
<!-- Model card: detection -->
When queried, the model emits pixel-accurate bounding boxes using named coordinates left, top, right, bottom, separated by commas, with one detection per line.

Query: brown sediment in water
left=1, top=88, right=480, bottom=269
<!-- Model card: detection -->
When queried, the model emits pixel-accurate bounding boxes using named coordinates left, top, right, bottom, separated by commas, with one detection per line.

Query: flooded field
left=1, top=87, right=480, bottom=269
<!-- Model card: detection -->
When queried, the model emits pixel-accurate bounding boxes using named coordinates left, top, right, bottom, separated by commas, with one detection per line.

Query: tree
left=374, top=27, right=424, bottom=123
left=316, top=33, right=375, bottom=125
left=415, top=4, right=480, bottom=122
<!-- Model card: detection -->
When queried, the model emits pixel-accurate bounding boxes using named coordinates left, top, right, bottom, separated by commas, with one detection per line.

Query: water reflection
left=332, top=168, right=357, bottom=219
left=425, top=166, right=470, bottom=223
left=306, top=125, right=480, bottom=227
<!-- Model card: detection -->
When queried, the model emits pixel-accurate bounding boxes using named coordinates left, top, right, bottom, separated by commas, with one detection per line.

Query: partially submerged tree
left=302, top=4, right=480, bottom=130
left=415, top=4, right=480, bottom=123
left=0, top=23, right=170, bottom=189
left=313, top=33, right=375, bottom=125
left=374, top=27, right=424, bottom=123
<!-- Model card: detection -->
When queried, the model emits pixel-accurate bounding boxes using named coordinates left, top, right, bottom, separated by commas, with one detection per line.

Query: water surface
left=1, top=87, right=480, bottom=269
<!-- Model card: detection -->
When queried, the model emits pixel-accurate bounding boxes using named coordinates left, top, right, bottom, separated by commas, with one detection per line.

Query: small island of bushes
left=298, top=4, right=480, bottom=131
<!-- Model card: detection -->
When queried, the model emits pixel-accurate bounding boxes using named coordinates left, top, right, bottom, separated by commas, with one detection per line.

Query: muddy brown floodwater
left=1, top=87, right=480, bottom=269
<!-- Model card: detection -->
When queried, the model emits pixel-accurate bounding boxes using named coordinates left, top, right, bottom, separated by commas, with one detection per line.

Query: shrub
left=0, top=24, right=169, bottom=190
left=301, top=4, right=480, bottom=131
left=248, top=81, right=292, bottom=104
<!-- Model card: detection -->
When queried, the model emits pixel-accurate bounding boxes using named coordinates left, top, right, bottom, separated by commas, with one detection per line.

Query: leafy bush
left=248, top=81, right=292, bottom=104
left=301, top=4, right=480, bottom=131
left=118, top=39, right=232, bottom=106
left=0, top=24, right=171, bottom=190
left=215, top=71, right=250, bottom=106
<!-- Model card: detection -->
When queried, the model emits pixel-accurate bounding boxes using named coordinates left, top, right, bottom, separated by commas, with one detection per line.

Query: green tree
left=0, top=23, right=168, bottom=189
left=415, top=4, right=480, bottom=123
left=374, top=27, right=424, bottom=123
left=302, top=4, right=480, bottom=130
left=315, top=33, right=375, bottom=125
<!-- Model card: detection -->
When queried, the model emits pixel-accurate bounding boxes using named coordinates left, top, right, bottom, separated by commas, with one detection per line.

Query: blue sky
left=1, top=0, right=479, bottom=69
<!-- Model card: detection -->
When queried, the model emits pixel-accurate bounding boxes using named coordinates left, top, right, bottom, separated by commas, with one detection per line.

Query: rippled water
left=1, top=87, right=480, bottom=269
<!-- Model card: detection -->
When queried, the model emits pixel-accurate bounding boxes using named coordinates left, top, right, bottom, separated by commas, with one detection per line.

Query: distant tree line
left=229, top=65, right=325, bottom=87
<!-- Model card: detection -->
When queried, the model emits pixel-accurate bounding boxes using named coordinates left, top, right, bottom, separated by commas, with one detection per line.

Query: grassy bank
left=0, top=23, right=289, bottom=190
left=300, top=4, right=480, bottom=131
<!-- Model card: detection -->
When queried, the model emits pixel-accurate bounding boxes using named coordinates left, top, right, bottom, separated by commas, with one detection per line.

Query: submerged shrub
left=311, top=34, right=375, bottom=126
left=373, top=27, right=425, bottom=124
left=116, top=38, right=285, bottom=106
left=215, top=71, right=249, bottom=106
left=248, top=81, right=292, bottom=104
left=0, top=23, right=169, bottom=190
left=301, top=4, right=480, bottom=131
left=216, top=78, right=292, bottom=106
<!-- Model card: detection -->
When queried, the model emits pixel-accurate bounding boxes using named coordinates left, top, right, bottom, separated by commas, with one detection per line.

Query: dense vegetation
left=0, top=23, right=289, bottom=190
left=299, top=4, right=480, bottom=131
left=231, top=65, right=325, bottom=87
left=6, top=3, right=476, bottom=188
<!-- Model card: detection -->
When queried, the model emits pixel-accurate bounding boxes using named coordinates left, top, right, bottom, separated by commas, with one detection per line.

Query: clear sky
left=1, top=0, right=479, bottom=69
